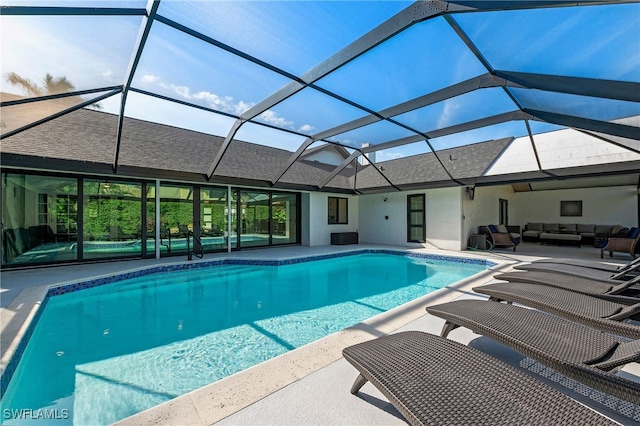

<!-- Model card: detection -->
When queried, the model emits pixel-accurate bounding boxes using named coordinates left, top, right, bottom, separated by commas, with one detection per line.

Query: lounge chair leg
left=440, top=321, right=459, bottom=338
left=350, top=374, right=368, bottom=394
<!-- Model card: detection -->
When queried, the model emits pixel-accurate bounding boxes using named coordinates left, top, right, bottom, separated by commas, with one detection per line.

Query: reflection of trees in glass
left=5, top=72, right=102, bottom=109
left=160, top=201, right=192, bottom=233
left=83, top=182, right=141, bottom=240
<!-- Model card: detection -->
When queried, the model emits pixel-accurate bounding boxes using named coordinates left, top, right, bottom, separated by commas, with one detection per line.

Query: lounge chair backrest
left=592, top=339, right=640, bottom=371
left=610, top=260, right=640, bottom=279
left=607, top=303, right=640, bottom=321
left=610, top=273, right=640, bottom=294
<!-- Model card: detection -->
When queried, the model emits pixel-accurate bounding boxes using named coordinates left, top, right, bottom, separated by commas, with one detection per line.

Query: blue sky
left=2, top=1, right=639, bottom=162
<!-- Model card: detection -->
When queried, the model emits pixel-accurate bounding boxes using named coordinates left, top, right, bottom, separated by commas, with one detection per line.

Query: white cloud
left=437, top=99, right=461, bottom=129
left=260, top=110, right=294, bottom=128
left=139, top=73, right=255, bottom=115
left=141, top=74, right=160, bottom=84
left=298, top=124, right=314, bottom=133
left=376, top=151, right=404, bottom=162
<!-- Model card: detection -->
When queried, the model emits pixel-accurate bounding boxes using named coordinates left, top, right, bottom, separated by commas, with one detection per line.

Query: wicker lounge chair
left=515, top=260, right=639, bottom=280
left=530, top=256, right=640, bottom=273
left=426, top=300, right=640, bottom=405
left=342, top=331, right=618, bottom=425
left=486, top=224, right=516, bottom=252
left=473, top=282, right=640, bottom=339
left=494, top=270, right=640, bottom=300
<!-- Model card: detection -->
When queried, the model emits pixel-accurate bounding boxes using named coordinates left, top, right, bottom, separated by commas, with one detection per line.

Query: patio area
left=2, top=241, right=639, bottom=425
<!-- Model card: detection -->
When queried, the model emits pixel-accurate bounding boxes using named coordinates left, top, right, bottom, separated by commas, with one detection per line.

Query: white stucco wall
left=462, top=184, right=516, bottom=244
left=357, top=187, right=463, bottom=250
left=305, top=192, right=359, bottom=246
left=301, top=184, right=638, bottom=249
left=513, top=186, right=638, bottom=229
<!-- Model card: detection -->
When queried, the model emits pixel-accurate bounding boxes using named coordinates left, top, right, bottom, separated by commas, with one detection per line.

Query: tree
left=5, top=72, right=102, bottom=109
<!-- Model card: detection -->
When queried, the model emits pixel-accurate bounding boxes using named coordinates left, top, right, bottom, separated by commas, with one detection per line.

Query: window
left=407, top=194, right=425, bottom=243
left=328, top=197, right=348, bottom=224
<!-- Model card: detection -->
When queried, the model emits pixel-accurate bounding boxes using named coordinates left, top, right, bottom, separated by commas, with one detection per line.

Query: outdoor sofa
left=522, top=223, right=625, bottom=247
left=342, top=331, right=618, bottom=425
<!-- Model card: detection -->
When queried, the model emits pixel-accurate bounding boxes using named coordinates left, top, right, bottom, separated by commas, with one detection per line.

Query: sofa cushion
left=560, top=224, right=577, bottom=233
left=497, top=224, right=509, bottom=233
left=576, top=224, right=595, bottom=233
left=611, top=224, right=625, bottom=236
left=594, top=225, right=615, bottom=234
left=527, top=222, right=543, bottom=231
left=543, top=223, right=560, bottom=232
left=626, top=227, right=640, bottom=239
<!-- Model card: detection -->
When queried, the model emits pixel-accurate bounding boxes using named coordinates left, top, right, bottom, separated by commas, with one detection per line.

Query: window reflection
left=83, top=179, right=142, bottom=260
left=2, top=173, right=78, bottom=266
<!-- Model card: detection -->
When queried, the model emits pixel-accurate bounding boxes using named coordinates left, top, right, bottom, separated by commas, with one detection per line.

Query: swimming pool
left=0, top=251, right=490, bottom=425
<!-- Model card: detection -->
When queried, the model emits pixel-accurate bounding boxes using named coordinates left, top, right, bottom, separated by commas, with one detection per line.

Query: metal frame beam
left=0, top=6, right=147, bottom=15
left=1, top=86, right=122, bottom=107
left=496, top=71, right=640, bottom=103
left=113, top=0, right=160, bottom=173
left=526, top=109, right=640, bottom=140
left=0, top=89, right=121, bottom=140
left=317, top=152, right=360, bottom=190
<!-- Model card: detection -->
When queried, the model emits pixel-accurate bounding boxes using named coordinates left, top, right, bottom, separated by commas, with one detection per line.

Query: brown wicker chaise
left=426, top=300, right=640, bottom=406
left=515, top=260, right=639, bottom=280
left=494, top=270, right=640, bottom=299
left=342, top=331, right=617, bottom=426
left=530, top=256, right=640, bottom=273
left=473, top=282, right=640, bottom=339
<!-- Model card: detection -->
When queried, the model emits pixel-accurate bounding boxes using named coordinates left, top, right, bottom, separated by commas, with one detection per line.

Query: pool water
left=0, top=253, right=485, bottom=425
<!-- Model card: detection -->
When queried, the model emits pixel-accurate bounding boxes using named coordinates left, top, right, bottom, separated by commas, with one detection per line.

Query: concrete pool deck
left=1, top=242, right=639, bottom=425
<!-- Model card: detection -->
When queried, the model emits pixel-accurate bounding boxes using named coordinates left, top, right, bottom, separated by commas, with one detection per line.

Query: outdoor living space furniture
left=494, top=270, right=640, bottom=300
left=601, top=228, right=640, bottom=259
left=514, top=260, right=639, bottom=281
left=522, top=223, right=624, bottom=246
left=473, top=282, right=640, bottom=339
left=539, top=232, right=582, bottom=247
left=528, top=256, right=640, bottom=273
left=486, top=225, right=516, bottom=251
left=330, top=232, right=358, bottom=245
left=426, top=300, right=640, bottom=405
left=342, top=331, right=618, bottom=426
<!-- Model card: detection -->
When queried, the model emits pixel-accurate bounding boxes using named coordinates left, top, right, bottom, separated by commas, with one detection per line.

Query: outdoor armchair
left=602, top=228, right=640, bottom=259
left=486, top=224, right=516, bottom=252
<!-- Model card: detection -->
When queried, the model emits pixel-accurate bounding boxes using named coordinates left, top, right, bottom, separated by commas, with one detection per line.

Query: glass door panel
left=2, top=173, right=78, bottom=266
left=272, top=192, right=297, bottom=245
left=82, top=180, right=142, bottom=260
left=200, top=187, right=228, bottom=252
left=239, top=190, right=270, bottom=248
left=159, top=184, right=193, bottom=256
left=145, top=184, right=156, bottom=257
